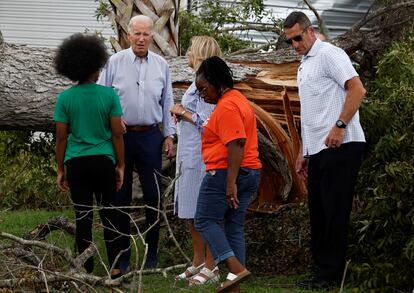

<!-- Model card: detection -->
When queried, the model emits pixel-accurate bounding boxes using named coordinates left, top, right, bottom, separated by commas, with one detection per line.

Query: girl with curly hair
left=53, top=33, right=124, bottom=278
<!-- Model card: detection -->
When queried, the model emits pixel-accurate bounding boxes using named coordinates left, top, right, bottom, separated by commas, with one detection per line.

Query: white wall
left=0, top=0, right=373, bottom=49
left=0, top=0, right=114, bottom=48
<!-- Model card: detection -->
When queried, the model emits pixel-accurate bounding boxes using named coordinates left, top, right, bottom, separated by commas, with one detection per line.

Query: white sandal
left=189, top=266, right=220, bottom=286
left=175, top=262, right=204, bottom=280
left=216, top=269, right=251, bottom=292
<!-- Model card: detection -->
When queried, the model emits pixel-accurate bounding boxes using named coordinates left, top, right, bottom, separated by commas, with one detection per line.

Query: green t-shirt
left=53, top=83, right=123, bottom=164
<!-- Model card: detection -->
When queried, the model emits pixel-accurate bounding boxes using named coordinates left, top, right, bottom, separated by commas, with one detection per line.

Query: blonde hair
left=189, top=36, right=222, bottom=71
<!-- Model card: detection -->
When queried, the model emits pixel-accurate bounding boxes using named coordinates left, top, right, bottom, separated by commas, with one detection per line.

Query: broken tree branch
left=219, top=23, right=281, bottom=34
left=350, top=0, right=414, bottom=32
left=303, top=0, right=329, bottom=38
left=23, top=216, right=76, bottom=241
left=229, top=40, right=279, bottom=56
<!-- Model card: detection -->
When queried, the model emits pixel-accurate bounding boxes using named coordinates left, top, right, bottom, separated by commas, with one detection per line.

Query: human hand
left=170, top=103, right=186, bottom=116
left=325, top=127, right=345, bottom=149
left=226, top=183, right=239, bottom=209
left=115, top=165, right=124, bottom=191
left=164, top=136, right=174, bottom=158
left=57, top=170, right=69, bottom=192
left=295, top=155, right=308, bottom=181
left=121, top=118, right=127, bottom=134
left=172, top=113, right=179, bottom=124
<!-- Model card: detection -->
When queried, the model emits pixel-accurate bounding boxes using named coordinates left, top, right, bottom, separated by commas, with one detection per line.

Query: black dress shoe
left=296, top=277, right=336, bottom=290
left=143, top=254, right=158, bottom=269
left=111, top=273, right=123, bottom=280
left=119, top=261, right=129, bottom=275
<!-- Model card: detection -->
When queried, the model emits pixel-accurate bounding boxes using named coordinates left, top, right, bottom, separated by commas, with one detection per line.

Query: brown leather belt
left=125, top=125, right=154, bottom=132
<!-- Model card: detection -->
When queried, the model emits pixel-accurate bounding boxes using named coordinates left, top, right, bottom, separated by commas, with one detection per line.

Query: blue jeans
left=195, top=168, right=260, bottom=265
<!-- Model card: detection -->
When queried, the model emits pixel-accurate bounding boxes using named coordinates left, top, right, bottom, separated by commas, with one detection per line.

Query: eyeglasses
left=284, top=26, right=309, bottom=45
left=195, top=84, right=209, bottom=97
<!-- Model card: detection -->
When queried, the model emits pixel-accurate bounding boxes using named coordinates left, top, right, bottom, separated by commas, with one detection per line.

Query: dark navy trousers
left=117, top=127, right=164, bottom=267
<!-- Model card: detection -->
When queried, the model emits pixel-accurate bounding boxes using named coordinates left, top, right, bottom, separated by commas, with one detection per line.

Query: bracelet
left=180, top=110, right=187, bottom=116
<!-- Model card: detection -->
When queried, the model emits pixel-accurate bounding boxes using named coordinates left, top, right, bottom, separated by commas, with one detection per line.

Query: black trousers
left=66, top=155, right=120, bottom=273
left=307, top=142, right=364, bottom=282
left=117, top=127, right=164, bottom=266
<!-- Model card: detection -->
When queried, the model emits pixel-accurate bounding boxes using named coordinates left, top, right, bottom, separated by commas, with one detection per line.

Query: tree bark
left=0, top=40, right=290, bottom=131
left=0, top=43, right=70, bottom=131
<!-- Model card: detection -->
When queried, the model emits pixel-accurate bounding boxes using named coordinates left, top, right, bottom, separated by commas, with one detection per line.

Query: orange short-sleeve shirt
left=201, top=89, right=262, bottom=171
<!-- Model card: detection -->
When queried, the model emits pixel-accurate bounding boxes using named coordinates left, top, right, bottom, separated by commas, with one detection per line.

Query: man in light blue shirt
left=98, top=14, right=175, bottom=270
left=284, top=11, right=366, bottom=289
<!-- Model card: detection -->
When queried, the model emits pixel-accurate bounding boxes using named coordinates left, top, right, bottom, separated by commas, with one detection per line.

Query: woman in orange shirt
left=194, top=56, right=261, bottom=292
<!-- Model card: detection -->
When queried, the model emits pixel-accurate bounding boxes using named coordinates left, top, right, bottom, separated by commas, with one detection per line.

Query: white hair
left=128, top=15, right=153, bottom=33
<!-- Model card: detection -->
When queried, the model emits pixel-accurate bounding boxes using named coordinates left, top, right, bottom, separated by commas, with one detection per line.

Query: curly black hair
left=54, top=33, right=108, bottom=82
left=196, top=56, right=234, bottom=92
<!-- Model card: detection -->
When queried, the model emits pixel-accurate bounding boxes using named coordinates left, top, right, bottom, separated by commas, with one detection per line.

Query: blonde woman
left=170, top=36, right=222, bottom=285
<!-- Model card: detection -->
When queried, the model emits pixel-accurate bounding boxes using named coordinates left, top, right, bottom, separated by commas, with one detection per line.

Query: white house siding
left=0, top=0, right=374, bottom=49
left=218, top=0, right=374, bottom=43
left=0, top=0, right=114, bottom=49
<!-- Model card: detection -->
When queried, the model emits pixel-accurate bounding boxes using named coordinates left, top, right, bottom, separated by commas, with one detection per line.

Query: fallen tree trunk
left=2, top=1, right=413, bottom=129
left=0, top=39, right=295, bottom=131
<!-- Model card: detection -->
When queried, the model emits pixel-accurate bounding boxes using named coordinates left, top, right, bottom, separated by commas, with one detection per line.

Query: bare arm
left=226, top=138, right=246, bottom=209
left=55, top=122, right=69, bottom=192
left=163, top=136, right=175, bottom=158
left=295, top=142, right=308, bottom=181
left=110, top=116, right=125, bottom=191
left=170, top=103, right=196, bottom=125
left=325, top=76, right=366, bottom=148
left=339, top=76, right=366, bottom=123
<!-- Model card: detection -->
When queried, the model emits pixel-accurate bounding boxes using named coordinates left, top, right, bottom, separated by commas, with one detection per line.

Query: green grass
left=0, top=209, right=351, bottom=292
left=0, top=209, right=73, bottom=236
left=135, top=274, right=351, bottom=292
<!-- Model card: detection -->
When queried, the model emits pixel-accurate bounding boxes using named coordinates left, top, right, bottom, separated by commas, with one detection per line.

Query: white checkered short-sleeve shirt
left=297, top=39, right=365, bottom=156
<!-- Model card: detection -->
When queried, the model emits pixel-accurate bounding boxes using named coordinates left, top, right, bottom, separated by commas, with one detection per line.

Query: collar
left=127, top=47, right=149, bottom=63
left=301, top=38, right=321, bottom=61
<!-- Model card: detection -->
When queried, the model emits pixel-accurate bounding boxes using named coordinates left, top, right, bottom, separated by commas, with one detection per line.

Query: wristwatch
left=335, top=119, right=347, bottom=129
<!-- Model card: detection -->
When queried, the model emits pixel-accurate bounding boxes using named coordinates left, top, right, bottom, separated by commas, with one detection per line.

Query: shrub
left=349, top=32, right=414, bottom=291
left=0, top=131, right=69, bottom=210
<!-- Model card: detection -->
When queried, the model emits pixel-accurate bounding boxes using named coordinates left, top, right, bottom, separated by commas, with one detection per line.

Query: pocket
left=237, top=168, right=260, bottom=193
left=252, top=170, right=261, bottom=191
left=236, top=168, right=252, bottom=188
left=238, top=167, right=249, bottom=176
left=147, top=78, right=163, bottom=100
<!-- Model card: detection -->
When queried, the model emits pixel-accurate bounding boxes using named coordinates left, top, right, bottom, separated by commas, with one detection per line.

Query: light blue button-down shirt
left=98, top=48, right=175, bottom=137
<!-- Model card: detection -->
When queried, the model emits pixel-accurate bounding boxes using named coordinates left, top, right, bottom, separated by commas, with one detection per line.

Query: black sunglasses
left=285, top=26, right=309, bottom=45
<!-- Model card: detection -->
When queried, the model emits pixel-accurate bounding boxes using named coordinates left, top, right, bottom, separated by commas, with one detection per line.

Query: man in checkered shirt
left=283, top=11, right=366, bottom=289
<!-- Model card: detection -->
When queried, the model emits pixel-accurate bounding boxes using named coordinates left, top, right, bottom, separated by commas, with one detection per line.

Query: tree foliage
left=179, top=0, right=278, bottom=54
left=348, top=30, right=414, bottom=291
left=179, top=10, right=250, bottom=55
left=0, top=131, right=69, bottom=210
